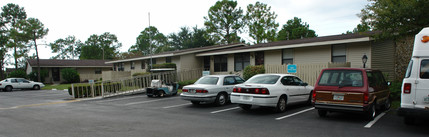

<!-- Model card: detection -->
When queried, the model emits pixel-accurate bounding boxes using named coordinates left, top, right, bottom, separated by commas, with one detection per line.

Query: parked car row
left=0, top=78, right=45, bottom=92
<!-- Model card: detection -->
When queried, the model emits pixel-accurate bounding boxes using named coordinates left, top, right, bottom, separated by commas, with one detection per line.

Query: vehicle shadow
left=235, top=103, right=312, bottom=116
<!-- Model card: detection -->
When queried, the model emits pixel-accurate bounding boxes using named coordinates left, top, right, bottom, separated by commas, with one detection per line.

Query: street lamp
left=362, top=54, right=368, bottom=68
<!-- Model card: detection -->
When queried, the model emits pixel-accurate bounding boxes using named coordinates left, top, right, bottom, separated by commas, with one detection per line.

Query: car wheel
left=5, top=86, right=12, bottom=92
left=158, top=90, right=165, bottom=97
left=382, top=97, right=391, bottom=111
left=215, top=93, right=227, bottom=106
left=318, top=110, right=327, bottom=117
left=404, top=116, right=415, bottom=125
left=33, top=85, right=40, bottom=90
left=366, top=104, right=376, bottom=121
left=239, top=104, right=252, bottom=111
left=191, top=101, right=200, bottom=105
left=274, top=96, right=287, bottom=113
left=147, top=95, right=153, bottom=97
left=307, top=91, right=313, bottom=105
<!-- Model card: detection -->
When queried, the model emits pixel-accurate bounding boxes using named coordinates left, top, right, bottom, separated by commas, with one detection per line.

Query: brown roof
left=27, top=59, right=112, bottom=67
left=198, top=32, right=376, bottom=55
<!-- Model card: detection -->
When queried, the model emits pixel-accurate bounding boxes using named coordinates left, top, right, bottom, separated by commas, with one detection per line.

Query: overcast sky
left=1, top=0, right=368, bottom=61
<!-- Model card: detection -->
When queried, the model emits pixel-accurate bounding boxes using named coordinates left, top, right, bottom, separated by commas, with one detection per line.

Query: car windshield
left=318, top=70, right=363, bottom=87
left=194, top=77, right=219, bottom=85
left=245, top=75, right=280, bottom=84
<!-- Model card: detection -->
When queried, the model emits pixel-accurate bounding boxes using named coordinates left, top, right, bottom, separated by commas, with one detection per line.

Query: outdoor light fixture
left=362, top=54, right=368, bottom=68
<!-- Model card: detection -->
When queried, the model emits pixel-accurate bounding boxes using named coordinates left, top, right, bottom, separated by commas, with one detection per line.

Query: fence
left=70, top=71, right=177, bottom=99
left=266, top=62, right=350, bottom=86
left=176, top=68, right=203, bottom=82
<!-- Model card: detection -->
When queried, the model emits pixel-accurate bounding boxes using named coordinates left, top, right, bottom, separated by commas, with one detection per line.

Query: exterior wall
left=180, top=54, right=202, bottom=71
left=26, top=64, right=32, bottom=74
left=172, top=56, right=181, bottom=71
left=294, top=46, right=331, bottom=64
left=347, top=42, right=371, bottom=68
left=227, top=54, right=234, bottom=73
left=76, top=67, right=110, bottom=82
left=158, top=57, right=166, bottom=64
left=102, top=71, right=131, bottom=81
left=371, top=39, right=395, bottom=81
left=264, top=50, right=282, bottom=67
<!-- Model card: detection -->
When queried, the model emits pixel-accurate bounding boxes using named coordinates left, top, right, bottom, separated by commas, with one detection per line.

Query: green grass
left=42, top=84, right=71, bottom=90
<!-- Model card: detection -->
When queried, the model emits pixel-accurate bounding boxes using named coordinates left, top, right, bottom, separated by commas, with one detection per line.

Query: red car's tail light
left=403, top=83, right=411, bottom=94
left=312, top=90, right=317, bottom=103
left=364, top=92, right=369, bottom=104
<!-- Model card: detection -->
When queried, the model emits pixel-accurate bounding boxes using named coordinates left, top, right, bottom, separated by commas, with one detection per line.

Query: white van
left=397, top=27, right=429, bottom=124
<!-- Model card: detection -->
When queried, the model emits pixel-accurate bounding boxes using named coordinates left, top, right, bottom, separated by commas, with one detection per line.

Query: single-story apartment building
left=26, top=59, right=112, bottom=83
left=105, top=32, right=395, bottom=84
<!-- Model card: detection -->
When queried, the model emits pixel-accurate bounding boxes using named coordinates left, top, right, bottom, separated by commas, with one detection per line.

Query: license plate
left=333, top=95, right=344, bottom=101
left=424, top=97, right=429, bottom=104
left=241, top=95, right=253, bottom=101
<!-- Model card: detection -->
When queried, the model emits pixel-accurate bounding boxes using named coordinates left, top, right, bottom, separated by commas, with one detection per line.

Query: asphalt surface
left=1, top=89, right=428, bottom=137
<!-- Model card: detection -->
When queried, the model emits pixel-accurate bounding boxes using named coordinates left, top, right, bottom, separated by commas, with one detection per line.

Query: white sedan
left=181, top=75, right=245, bottom=106
left=231, top=74, right=313, bottom=112
left=0, top=78, right=45, bottom=92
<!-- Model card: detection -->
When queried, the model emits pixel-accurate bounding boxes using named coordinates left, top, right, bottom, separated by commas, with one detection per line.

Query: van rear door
left=416, top=59, right=429, bottom=109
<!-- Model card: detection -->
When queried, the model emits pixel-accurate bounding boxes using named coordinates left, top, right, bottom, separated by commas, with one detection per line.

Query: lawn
left=42, top=84, right=71, bottom=90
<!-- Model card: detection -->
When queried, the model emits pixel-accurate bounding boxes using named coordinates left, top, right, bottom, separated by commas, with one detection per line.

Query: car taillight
left=182, top=89, right=188, bottom=92
left=196, top=89, right=208, bottom=93
left=403, top=83, right=411, bottom=94
left=234, top=87, right=269, bottom=94
left=260, top=88, right=269, bottom=94
left=312, top=91, right=317, bottom=103
left=364, top=92, right=369, bottom=104
left=233, top=87, right=242, bottom=93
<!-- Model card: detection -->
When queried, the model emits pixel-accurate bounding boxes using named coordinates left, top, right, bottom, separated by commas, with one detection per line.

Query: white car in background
left=181, top=75, right=245, bottom=106
left=231, top=74, right=313, bottom=112
left=0, top=78, right=45, bottom=92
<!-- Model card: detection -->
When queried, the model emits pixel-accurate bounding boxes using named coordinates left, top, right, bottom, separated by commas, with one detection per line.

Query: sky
left=0, top=0, right=369, bottom=62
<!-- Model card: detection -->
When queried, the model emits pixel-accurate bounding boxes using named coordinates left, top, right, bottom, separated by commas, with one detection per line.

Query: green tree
left=61, top=68, right=80, bottom=83
left=277, top=17, right=317, bottom=41
left=168, top=26, right=214, bottom=50
left=80, top=32, right=122, bottom=60
left=1, top=3, right=27, bottom=69
left=0, top=25, right=8, bottom=80
left=15, top=18, right=48, bottom=82
left=204, top=0, right=244, bottom=44
left=345, top=22, right=372, bottom=34
left=245, top=2, right=279, bottom=44
left=129, top=26, right=168, bottom=55
left=50, top=36, right=82, bottom=59
left=359, top=0, right=429, bottom=38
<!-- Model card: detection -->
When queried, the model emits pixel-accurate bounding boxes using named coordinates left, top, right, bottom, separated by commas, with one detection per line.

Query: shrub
left=132, top=72, right=150, bottom=77
left=178, top=79, right=197, bottom=89
left=61, top=68, right=80, bottom=83
left=151, top=63, right=176, bottom=69
left=28, top=69, right=49, bottom=83
left=389, top=81, right=402, bottom=101
left=8, top=69, right=27, bottom=78
left=243, top=65, right=265, bottom=80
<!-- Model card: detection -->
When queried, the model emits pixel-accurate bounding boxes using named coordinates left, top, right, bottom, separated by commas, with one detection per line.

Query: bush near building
left=243, top=65, right=265, bottom=80
left=61, top=68, right=80, bottom=83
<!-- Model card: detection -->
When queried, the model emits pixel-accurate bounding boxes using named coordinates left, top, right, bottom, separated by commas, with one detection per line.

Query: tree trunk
left=14, top=46, right=18, bottom=69
left=34, top=34, right=41, bottom=82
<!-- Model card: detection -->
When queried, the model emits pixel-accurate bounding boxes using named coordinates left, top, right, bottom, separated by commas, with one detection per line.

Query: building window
left=214, top=55, right=227, bottom=72
left=149, top=58, right=156, bottom=65
left=141, top=60, right=146, bottom=69
left=255, top=51, right=264, bottom=66
left=282, top=49, right=294, bottom=64
left=332, top=44, right=346, bottom=62
left=118, top=63, right=124, bottom=71
left=234, top=53, right=250, bottom=71
left=130, top=61, right=135, bottom=70
left=95, top=68, right=102, bottom=74
left=113, top=64, right=117, bottom=71
left=166, top=57, right=172, bottom=63
left=203, top=56, right=210, bottom=71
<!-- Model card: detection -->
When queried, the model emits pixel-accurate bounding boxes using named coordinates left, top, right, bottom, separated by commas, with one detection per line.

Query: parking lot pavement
left=0, top=89, right=71, bottom=109
left=1, top=92, right=429, bottom=137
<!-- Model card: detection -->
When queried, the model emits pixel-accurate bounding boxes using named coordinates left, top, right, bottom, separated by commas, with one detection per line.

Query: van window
left=421, top=60, right=429, bottom=79
left=318, top=70, right=363, bottom=87
left=405, top=60, right=413, bottom=78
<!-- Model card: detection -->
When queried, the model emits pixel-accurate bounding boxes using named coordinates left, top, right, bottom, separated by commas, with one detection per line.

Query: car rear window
left=245, top=75, right=280, bottom=84
left=195, top=77, right=219, bottom=85
left=318, top=70, right=363, bottom=87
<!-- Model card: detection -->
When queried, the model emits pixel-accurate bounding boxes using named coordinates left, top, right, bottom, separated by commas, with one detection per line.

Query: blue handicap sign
left=287, top=64, right=297, bottom=73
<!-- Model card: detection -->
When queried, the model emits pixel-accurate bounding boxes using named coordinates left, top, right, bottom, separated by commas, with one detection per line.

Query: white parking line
left=123, top=98, right=176, bottom=106
left=162, top=103, right=192, bottom=109
left=275, top=107, right=315, bottom=120
left=211, top=107, right=240, bottom=114
left=364, top=111, right=387, bottom=128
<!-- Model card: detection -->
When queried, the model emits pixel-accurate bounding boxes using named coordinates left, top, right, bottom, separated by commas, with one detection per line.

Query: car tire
left=5, top=86, right=12, bottom=92
left=191, top=101, right=200, bottom=105
left=404, top=116, right=415, bottom=125
left=307, top=91, right=313, bottom=105
left=366, top=104, right=376, bottom=121
left=318, top=110, right=327, bottom=117
left=239, top=104, right=252, bottom=111
left=382, top=97, right=391, bottom=111
left=147, top=95, right=153, bottom=97
left=274, top=96, right=287, bottom=113
left=215, top=93, right=227, bottom=106
left=33, top=85, right=40, bottom=90
left=158, top=90, right=165, bottom=97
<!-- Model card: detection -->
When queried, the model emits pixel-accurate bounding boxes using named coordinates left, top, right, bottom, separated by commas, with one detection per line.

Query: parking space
left=1, top=91, right=429, bottom=137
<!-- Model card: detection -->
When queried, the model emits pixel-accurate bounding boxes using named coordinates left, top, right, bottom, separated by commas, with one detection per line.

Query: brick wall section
left=394, top=35, right=414, bottom=81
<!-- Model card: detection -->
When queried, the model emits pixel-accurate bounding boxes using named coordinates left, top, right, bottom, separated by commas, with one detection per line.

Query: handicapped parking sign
left=287, top=64, right=297, bottom=73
